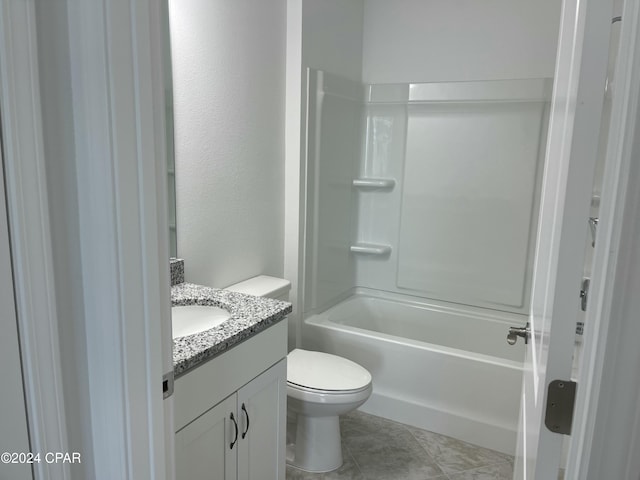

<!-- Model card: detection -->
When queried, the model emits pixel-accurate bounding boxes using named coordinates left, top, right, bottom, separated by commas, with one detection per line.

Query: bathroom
left=1, top=0, right=635, bottom=479
left=167, top=0, right=568, bottom=478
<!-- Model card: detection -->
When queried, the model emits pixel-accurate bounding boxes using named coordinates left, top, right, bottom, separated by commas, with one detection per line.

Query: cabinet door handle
left=230, top=412, right=239, bottom=450
left=241, top=403, right=250, bottom=439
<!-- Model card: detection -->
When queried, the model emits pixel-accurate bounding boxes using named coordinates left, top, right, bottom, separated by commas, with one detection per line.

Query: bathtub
left=301, top=288, right=525, bottom=454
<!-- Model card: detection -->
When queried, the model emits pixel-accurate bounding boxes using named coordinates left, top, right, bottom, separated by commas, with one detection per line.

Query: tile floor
left=286, top=411, right=514, bottom=480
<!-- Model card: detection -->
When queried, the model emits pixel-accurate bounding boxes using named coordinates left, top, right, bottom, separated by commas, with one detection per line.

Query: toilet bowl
left=286, top=348, right=372, bottom=473
left=226, top=276, right=373, bottom=473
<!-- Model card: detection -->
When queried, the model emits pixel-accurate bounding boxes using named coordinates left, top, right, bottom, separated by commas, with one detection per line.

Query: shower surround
left=300, top=69, right=551, bottom=453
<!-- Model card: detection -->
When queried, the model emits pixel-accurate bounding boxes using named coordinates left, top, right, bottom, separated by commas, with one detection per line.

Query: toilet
left=226, top=275, right=373, bottom=473
left=286, top=348, right=372, bottom=472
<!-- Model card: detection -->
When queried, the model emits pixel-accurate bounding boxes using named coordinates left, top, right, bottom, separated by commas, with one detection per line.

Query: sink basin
left=172, top=305, right=232, bottom=339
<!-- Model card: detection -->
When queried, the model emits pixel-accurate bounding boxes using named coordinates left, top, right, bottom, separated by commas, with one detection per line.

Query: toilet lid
left=287, top=349, right=372, bottom=392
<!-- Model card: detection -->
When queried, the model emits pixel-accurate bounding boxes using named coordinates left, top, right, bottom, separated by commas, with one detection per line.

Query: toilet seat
left=287, top=348, right=372, bottom=392
left=287, top=381, right=372, bottom=406
left=287, top=381, right=371, bottom=395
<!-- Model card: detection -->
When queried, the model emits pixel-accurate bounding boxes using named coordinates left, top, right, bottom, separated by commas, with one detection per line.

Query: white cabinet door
left=237, top=359, right=287, bottom=480
left=176, top=394, right=238, bottom=480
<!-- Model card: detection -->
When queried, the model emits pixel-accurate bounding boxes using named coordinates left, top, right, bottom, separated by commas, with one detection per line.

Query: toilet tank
left=225, top=275, right=291, bottom=301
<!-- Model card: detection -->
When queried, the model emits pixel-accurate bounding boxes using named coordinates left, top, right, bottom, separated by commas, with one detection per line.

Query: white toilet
left=286, top=348, right=372, bottom=472
left=226, top=275, right=373, bottom=473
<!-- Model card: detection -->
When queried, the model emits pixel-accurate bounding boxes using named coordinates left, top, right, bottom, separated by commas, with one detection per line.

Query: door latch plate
left=544, top=380, right=577, bottom=435
left=163, top=371, right=174, bottom=399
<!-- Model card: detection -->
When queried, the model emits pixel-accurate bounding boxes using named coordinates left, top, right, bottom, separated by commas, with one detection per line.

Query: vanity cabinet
left=176, top=360, right=286, bottom=480
left=174, top=320, right=287, bottom=480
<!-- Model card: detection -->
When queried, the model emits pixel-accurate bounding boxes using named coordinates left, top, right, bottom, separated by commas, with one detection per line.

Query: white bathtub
left=302, top=289, right=525, bottom=454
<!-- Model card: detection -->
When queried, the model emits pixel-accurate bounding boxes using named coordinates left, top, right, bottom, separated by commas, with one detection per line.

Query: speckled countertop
left=172, top=283, right=291, bottom=377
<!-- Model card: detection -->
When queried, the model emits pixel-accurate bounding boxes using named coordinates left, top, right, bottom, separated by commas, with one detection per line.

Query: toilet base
left=286, top=414, right=343, bottom=473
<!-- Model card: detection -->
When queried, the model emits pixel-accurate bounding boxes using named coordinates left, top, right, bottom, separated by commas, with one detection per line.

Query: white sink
left=172, top=305, right=232, bottom=339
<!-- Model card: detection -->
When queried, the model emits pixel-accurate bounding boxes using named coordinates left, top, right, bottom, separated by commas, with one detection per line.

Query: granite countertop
left=171, top=283, right=292, bottom=377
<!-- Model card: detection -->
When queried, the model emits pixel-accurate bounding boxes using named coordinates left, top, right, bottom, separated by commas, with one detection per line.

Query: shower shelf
left=350, top=243, right=392, bottom=255
left=352, top=178, right=396, bottom=190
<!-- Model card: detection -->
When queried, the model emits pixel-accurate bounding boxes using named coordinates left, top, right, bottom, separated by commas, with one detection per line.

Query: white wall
left=361, top=0, right=561, bottom=84
left=170, top=0, right=286, bottom=288
left=302, top=0, right=364, bottom=81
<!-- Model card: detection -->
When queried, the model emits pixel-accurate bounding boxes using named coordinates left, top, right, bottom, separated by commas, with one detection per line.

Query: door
left=175, top=395, right=237, bottom=480
left=514, top=0, right=615, bottom=478
left=0, top=140, right=32, bottom=480
left=237, top=359, right=287, bottom=480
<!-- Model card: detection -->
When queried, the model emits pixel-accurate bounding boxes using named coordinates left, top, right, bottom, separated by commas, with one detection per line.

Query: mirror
left=162, top=0, right=177, bottom=257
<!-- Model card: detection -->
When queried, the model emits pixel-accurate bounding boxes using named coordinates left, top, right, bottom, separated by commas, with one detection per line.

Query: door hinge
left=544, top=380, right=577, bottom=435
left=163, top=371, right=174, bottom=399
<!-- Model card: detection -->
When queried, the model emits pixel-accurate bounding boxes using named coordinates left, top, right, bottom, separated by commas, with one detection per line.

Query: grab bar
left=350, top=243, right=392, bottom=255
left=352, top=178, right=396, bottom=189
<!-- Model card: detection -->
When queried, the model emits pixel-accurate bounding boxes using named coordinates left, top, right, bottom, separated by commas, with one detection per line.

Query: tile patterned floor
left=286, top=411, right=514, bottom=480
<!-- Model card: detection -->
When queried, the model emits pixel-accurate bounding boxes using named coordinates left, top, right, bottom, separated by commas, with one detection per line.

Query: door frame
left=65, top=0, right=173, bottom=478
left=0, top=2, right=70, bottom=479
left=0, top=94, right=34, bottom=480
left=0, top=0, right=174, bottom=479
left=565, top=0, right=640, bottom=476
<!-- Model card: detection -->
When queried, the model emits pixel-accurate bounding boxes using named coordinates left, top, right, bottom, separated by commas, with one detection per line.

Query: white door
left=514, top=0, right=615, bottom=479
left=0, top=141, right=32, bottom=480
